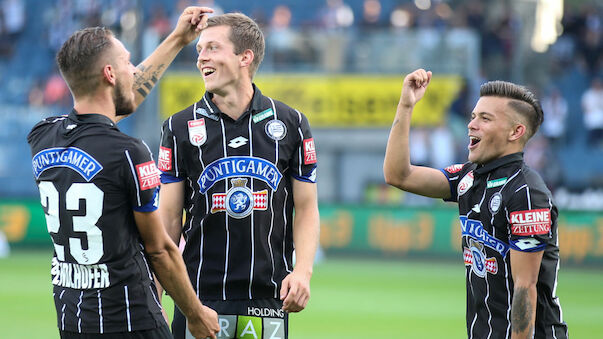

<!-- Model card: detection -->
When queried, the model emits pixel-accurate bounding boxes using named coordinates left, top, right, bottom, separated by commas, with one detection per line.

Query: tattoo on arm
left=134, top=64, right=166, bottom=98
left=511, top=287, right=533, bottom=335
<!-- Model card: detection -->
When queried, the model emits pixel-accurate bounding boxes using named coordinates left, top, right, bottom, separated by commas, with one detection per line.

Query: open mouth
left=469, top=136, right=481, bottom=149
left=202, top=67, right=215, bottom=77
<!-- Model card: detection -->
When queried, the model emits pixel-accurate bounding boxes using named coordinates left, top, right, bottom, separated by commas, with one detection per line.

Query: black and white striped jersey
left=441, top=152, right=568, bottom=339
left=27, top=110, right=165, bottom=333
left=159, top=85, right=317, bottom=301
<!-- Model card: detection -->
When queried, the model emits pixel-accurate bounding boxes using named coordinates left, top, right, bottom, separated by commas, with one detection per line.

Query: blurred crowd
left=0, top=0, right=601, bottom=201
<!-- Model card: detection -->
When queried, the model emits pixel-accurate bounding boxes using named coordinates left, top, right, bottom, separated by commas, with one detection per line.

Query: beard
left=113, top=78, right=135, bottom=116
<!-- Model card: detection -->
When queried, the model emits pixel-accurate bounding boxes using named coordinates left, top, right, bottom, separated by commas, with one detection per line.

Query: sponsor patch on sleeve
left=303, top=138, right=317, bottom=165
left=510, top=209, right=551, bottom=235
left=444, top=164, right=464, bottom=174
left=136, top=161, right=161, bottom=190
left=158, top=146, right=172, bottom=172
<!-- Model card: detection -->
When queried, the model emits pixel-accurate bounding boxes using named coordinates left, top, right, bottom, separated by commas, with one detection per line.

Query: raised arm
left=123, top=6, right=213, bottom=117
left=280, top=179, right=320, bottom=313
left=383, top=69, right=451, bottom=199
left=134, top=209, right=219, bottom=339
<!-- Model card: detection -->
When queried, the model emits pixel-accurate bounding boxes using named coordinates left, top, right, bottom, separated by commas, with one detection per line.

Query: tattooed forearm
left=511, top=287, right=533, bottom=335
left=134, top=64, right=166, bottom=98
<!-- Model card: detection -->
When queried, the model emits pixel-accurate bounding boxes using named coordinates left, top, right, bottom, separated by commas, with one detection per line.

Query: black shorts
left=59, top=323, right=171, bottom=339
left=172, top=298, right=288, bottom=339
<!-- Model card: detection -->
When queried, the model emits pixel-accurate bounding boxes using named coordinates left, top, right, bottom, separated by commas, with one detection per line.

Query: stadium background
left=0, top=0, right=602, bottom=338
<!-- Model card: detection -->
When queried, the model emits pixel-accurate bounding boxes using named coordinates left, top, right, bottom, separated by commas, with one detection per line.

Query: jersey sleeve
left=158, top=117, right=185, bottom=183
left=289, top=111, right=317, bottom=183
left=124, top=140, right=160, bottom=212
left=440, top=164, right=466, bottom=202
left=505, top=186, right=555, bottom=252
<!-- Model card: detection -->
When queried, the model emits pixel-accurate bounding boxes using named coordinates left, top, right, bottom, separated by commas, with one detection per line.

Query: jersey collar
left=474, top=152, right=523, bottom=176
left=202, top=83, right=266, bottom=120
left=68, top=109, right=117, bottom=128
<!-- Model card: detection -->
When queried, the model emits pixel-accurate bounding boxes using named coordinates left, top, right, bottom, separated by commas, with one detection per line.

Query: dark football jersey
left=27, top=110, right=165, bottom=333
left=441, top=153, right=568, bottom=339
left=159, top=85, right=317, bottom=301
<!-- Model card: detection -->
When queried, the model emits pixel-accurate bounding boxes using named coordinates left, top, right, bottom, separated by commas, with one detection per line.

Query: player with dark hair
left=384, top=69, right=568, bottom=338
left=157, top=12, right=320, bottom=339
left=27, top=7, right=220, bottom=339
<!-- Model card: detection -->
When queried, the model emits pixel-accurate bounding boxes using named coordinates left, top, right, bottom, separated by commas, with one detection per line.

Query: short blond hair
left=207, top=13, right=265, bottom=78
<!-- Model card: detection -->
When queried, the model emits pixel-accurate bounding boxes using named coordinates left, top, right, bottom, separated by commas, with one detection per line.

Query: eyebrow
left=472, top=111, right=495, bottom=118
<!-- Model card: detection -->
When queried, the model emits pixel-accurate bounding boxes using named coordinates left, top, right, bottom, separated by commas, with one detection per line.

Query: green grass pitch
left=1, top=250, right=602, bottom=338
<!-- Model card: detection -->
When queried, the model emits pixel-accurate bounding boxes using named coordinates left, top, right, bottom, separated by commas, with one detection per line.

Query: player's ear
left=240, top=49, right=254, bottom=69
left=509, top=122, right=526, bottom=142
left=102, top=64, right=117, bottom=86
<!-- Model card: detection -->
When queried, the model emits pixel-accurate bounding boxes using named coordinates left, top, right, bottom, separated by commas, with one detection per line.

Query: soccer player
left=383, top=69, right=568, bottom=339
left=27, top=7, right=220, bottom=339
left=157, top=13, right=320, bottom=339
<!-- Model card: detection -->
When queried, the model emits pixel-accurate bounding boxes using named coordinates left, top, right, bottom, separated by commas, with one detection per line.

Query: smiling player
left=383, top=69, right=568, bottom=339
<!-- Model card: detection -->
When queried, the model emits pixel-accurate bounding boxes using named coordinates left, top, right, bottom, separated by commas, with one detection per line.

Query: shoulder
left=161, top=102, right=197, bottom=130
left=262, top=95, right=306, bottom=125
left=27, top=115, right=68, bottom=140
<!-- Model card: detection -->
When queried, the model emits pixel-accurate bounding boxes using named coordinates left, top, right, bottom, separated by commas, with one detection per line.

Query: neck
left=211, top=81, right=254, bottom=120
left=73, top=91, right=117, bottom=122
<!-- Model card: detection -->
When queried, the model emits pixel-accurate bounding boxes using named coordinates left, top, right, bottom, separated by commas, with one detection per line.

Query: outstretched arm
left=280, top=179, right=319, bottom=313
left=383, top=69, right=451, bottom=199
left=117, top=6, right=213, bottom=122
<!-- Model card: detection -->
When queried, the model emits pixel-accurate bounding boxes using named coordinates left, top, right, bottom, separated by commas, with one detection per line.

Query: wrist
left=164, top=32, right=188, bottom=49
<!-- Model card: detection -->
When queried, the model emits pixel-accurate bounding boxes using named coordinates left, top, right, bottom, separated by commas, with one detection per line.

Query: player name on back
left=51, top=257, right=110, bottom=289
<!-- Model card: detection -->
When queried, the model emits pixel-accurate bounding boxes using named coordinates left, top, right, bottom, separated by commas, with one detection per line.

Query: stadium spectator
left=540, top=87, right=568, bottom=146
left=157, top=13, right=320, bottom=339
left=27, top=7, right=220, bottom=339
left=581, top=76, right=603, bottom=147
left=384, top=69, right=568, bottom=338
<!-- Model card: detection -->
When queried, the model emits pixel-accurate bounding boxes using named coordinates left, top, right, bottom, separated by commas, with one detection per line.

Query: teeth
left=203, top=68, right=215, bottom=76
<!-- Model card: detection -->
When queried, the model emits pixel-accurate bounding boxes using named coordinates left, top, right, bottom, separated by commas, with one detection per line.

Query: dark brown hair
left=56, top=27, right=115, bottom=97
left=207, top=13, right=265, bottom=78
left=479, top=80, right=544, bottom=140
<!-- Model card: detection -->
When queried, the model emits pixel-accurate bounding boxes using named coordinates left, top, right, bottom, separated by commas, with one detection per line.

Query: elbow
left=383, top=167, right=409, bottom=190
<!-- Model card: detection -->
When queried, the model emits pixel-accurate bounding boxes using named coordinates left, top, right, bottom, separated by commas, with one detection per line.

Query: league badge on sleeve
left=188, top=118, right=207, bottom=146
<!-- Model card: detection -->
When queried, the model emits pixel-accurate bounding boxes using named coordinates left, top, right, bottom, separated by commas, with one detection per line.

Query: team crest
left=188, top=118, right=207, bottom=146
left=265, top=120, right=287, bottom=141
left=464, top=239, right=498, bottom=277
left=458, top=170, right=474, bottom=196
left=211, top=178, right=268, bottom=219
left=489, top=192, right=502, bottom=215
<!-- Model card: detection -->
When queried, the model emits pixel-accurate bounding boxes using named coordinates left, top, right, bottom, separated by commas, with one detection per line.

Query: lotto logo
left=510, top=209, right=551, bottom=235
left=158, top=146, right=172, bottom=171
left=303, top=138, right=317, bottom=164
left=136, top=161, right=160, bottom=190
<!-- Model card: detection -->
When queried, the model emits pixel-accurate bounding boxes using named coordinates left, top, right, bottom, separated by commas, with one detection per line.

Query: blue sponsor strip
left=32, top=147, right=103, bottom=181
left=460, top=216, right=510, bottom=257
left=198, top=156, right=282, bottom=194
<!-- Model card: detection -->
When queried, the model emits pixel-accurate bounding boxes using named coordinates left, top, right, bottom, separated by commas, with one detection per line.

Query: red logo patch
left=510, top=209, right=551, bottom=235
left=445, top=164, right=463, bottom=174
left=158, top=146, right=172, bottom=172
left=303, top=138, right=317, bottom=165
left=136, top=161, right=160, bottom=190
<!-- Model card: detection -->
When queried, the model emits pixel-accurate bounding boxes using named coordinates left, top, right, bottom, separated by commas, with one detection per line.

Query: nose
left=467, top=116, right=478, bottom=130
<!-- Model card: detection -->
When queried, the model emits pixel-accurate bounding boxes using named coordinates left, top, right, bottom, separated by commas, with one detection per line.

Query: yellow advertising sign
left=159, top=73, right=462, bottom=127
